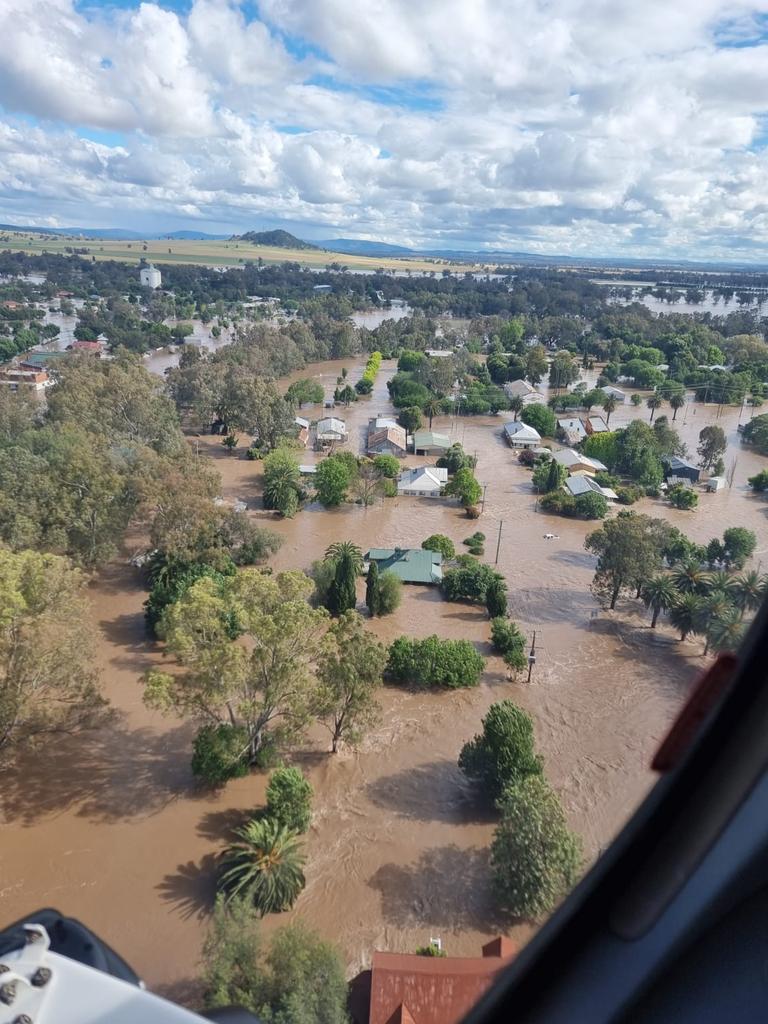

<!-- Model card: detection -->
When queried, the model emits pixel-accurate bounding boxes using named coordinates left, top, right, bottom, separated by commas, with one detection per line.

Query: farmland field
left=0, top=231, right=485, bottom=274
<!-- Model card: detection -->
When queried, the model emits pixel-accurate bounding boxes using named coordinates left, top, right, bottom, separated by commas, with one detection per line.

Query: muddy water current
left=2, top=355, right=767, bottom=1000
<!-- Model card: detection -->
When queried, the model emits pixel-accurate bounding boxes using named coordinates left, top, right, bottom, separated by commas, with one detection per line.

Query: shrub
left=518, top=448, right=537, bottom=467
left=387, top=635, right=485, bottom=689
left=192, top=724, right=250, bottom=786
left=667, top=484, right=698, bottom=510
left=458, top=700, right=543, bottom=800
left=415, top=944, right=446, bottom=957
left=422, top=534, right=456, bottom=559
left=748, top=469, right=768, bottom=491
left=356, top=351, right=382, bottom=394
left=145, top=557, right=236, bottom=637
left=490, top=618, right=527, bottom=670
left=265, top=766, right=313, bottom=833
left=630, top=393, right=642, bottom=406
left=442, top=561, right=505, bottom=602
left=463, top=532, right=486, bottom=546
left=376, top=571, right=402, bottom=615
left=465, top=505, right=481, bottom=519
left=616, top=484, right=643, bottom=505
left=382, top=479, right=397, bottom=498
left=539, top=491, right=577, bottom=516
left=468, top=544, right=484, bottom=555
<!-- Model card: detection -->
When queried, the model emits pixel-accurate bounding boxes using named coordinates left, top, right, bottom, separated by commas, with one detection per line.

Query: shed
left=601, top=385, right=627, bottom=403
left=412, top=429, right=451, bottom=456
left=662, top=455, right=701, bottom=484
left=585, top=416, right=609, bottom=434
left=707, top=475, right=726, bottom=492
left=365, top=548, right=443, bottom=584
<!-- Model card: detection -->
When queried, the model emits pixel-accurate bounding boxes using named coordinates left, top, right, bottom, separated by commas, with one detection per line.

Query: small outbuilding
left=707, top=475, right=726, bottom=492
left=413, top=429, right=451, bottom=456
left=663, top=455, right=701, bottom=484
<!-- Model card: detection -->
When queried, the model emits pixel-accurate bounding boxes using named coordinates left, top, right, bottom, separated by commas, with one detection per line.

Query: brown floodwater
left=2, top=355, right=767, bottom=1003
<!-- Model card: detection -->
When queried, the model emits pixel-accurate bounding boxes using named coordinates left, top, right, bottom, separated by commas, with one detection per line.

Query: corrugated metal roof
left=366, top=548, right=443, bottom=583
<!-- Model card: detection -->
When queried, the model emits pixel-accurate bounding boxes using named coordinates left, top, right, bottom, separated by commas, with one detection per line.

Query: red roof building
left=367, top=939, right=516, bottom=1024
left=71, top=340, right=103, bottom=353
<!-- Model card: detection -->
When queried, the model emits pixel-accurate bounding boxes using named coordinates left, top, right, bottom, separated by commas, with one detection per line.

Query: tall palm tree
left=670, top=392, right=686, bottom=421
left=647, top=394, right=664, bottom=422
left=668, top=593, right=703, bottom=641
left=325, top=541, right=364, bottom=572
left=708, top=570, right=739, bottom=598
left=508, top=395, right=524, bottom=421
left=641, top=575, right=677, bottom=628
left=670, top=561, right=714, bottom=596
left=602, top=394, right=617, bottom=425
left=705, top=607, right=746, bottom=654
left=733, top=570, right=766, bottom=618
left=697, top=592, right=736, bottom=653
left=220, top=818, right=306, bottom=916
left=424, top=397, right=441, bottom=429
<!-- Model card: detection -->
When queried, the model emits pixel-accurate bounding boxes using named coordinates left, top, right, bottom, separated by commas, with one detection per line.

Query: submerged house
left=503, top=421, right=541, bottom=448
left=564, top=475, right=617, bottom=501
left=315, top=416, right=347, bottom=448
left=503, top=379, right=544, bottom=405
left=367, top=423, right=408, bottom=457
left=365, top=548, right=443, bottom=584
left=557, top=418, right=587, bottom=444
left=553, top=448, right=607, bottom=476
left=397, top=466, right=448, bottom=496
left=363, top=938, right=517, bottom=1024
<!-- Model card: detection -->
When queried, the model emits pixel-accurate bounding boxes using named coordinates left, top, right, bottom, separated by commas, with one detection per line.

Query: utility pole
left=527, top=630, right=537, bottom=683
left=481, top=483, right=488, bottom=513
left=495, top=520, right=503, bottom=565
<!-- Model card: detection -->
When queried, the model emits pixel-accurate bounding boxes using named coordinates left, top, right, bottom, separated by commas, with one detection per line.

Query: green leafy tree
left=548, top=351, right=579, bottom=390
left=365, top=559, right=380, bottom=616
left=533, top=458, right=566, bottom=493
left=325, top=541, right=363, bottom=616
left=437, top=443, right=477, bottom=475
left=144, top=571, right=328, bottom=763
left=220, top=818, right=306, bottom=915
left=266, top=766, right=313, bottom=832
left=315, top=456, right=352, bottom=507
left=641, top=575, right=677, bottom=628
left=398, top=406, right=423, bottom=432
left=585, top=512, right=671, bottom=609
left=387, top=635, right=485, bottom=689
left=458, top=700, right=543, bottom=801
left=286, top=379, right=324, bottom=408
left=192, top=724, right=250, bottom=786
left=373, top=454, right=400, bottom=479
left=375, top=571, right=402, bottom=615
left=490, top=618, right=527, bottom=671
left=446, top=466, right=482, bottom=508
left=0, top=549, right=105, bottom=752
left=442, top=561, right=505, bottom=603
left=422, top=534, right=456, bottom=560
left=315, top=611, right=386, bottom=752
left=491, top=775, right=583, bottom=920
left=748, top=469, right=768, bottom=491
left=667, top=484, right=698, bottom=510
left=526, top=345, right=549, bottom=385
left=263, top=448, right=301, bottom=517
left=721, top=527, right=757, bottom=569
left=697, top=425, right=727, bottom=470
left=486, top=578, right=509, bottom=618
left=575, top=492, right=608, bottom=519
left=520, top=403, right=557, bottom=437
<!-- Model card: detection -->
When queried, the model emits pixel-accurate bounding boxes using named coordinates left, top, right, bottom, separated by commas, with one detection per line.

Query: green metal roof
left=412, top=429, right=451, bottom=449
left=19, top=350, right=69, bottom=367
left=366, top=548, right=443, bottom=584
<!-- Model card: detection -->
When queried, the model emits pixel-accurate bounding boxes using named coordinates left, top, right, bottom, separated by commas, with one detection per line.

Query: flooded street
left=2, top=353, right=767, bottom=1001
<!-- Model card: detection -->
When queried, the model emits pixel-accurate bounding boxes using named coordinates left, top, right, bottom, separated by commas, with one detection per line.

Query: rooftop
left=504, top=421, right=541, bottom=440
left=368, top=939, right=516, bottom=1024
left=412, top=429, right=451, bottom=449
left=366, top=548, right=443, bottom=584
left=553, top=448, right=607, bottom=472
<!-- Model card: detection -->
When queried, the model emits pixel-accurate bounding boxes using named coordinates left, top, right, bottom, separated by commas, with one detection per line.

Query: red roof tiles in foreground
left=369, top=940, right=517, bottom=1024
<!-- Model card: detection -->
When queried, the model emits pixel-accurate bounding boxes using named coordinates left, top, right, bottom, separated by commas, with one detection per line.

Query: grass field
left=0, top=231, right=486, bottom=274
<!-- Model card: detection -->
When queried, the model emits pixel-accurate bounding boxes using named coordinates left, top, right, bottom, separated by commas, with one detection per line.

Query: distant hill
left=318, top=237, right=415, bottom=256
left=0, top=224, right=228, bottom=241
left=236, top=230, right=318, bottom=250
left=160, top=230, right=229, bottom=240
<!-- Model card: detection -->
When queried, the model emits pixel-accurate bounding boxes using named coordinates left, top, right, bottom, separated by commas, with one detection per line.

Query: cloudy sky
left=3, top=0, right=768, bottom=257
